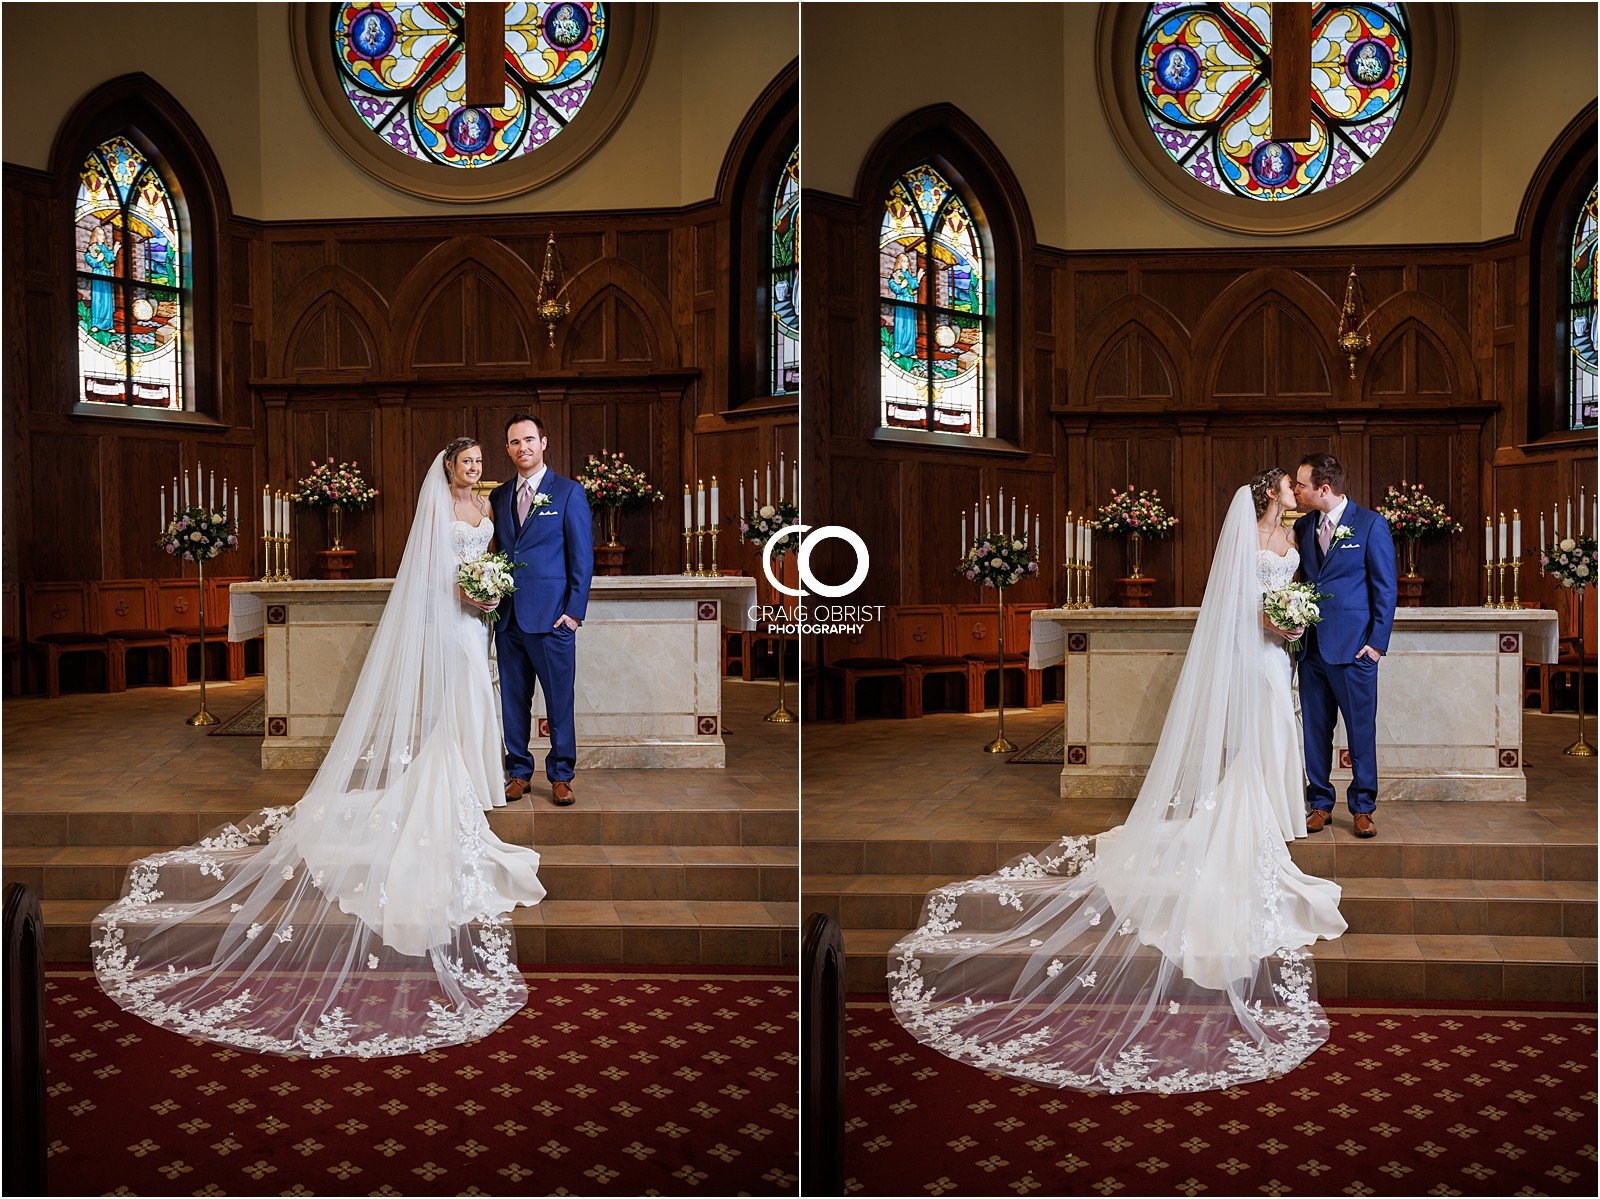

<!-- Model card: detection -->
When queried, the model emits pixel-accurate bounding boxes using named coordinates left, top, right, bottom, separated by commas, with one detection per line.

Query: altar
left=1030, top=607, right=1561, bottom=802
left=229, top=576, right=759, bottom=770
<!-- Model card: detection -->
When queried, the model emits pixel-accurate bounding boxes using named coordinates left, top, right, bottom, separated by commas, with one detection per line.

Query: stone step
left=804, top=873, right=1596, bottom=939
left=41, top=899, right=799, bottom=968
left=838, top=926, right=1598, bottom=1002
left=803, top=832, right=1595, bottom=882
left=5, top=843, right=798, bottom=904
left=4, top=802, right=798, bottom=849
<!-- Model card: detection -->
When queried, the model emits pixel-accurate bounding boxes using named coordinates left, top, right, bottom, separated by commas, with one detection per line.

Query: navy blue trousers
left=1300, top=650, right=1380, bottom=814
left=496, top=607, right=577, bottom=784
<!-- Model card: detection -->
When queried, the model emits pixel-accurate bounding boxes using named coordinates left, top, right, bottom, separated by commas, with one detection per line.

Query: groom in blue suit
left=491, top=414, right=593, bottom=806
left=1292, top=453, right=1398, bottom=839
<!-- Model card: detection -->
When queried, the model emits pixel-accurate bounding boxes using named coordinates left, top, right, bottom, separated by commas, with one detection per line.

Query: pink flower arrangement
left=577, top=449, right=664, bottom=511
left=157, top=505, right=238, bottom=562
left=1094, top=488, right=1178, bottom=538
left=294, top=457, right=378, bottom=510
left=1375, top=481, right=1462, bottom=544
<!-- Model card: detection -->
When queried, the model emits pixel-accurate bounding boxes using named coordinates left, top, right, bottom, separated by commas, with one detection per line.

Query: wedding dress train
left=889, top=487, right=1346, bottom=1093
left=92, top=453, right=545, bottom=1057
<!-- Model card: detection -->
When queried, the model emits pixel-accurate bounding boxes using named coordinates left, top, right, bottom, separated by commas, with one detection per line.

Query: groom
left=1292, top=453, right=1397, bottom=839
left=491, top=414, right=593, bottom=806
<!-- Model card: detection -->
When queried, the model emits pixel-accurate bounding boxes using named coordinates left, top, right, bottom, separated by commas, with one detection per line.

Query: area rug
left=208, top=697, right=265, bottom=737
left=842, top=996, right=1596, bottom=1196
left=1008, top=723, right=1064, bottom=764
left=44, top=967, right=797, bottom=1196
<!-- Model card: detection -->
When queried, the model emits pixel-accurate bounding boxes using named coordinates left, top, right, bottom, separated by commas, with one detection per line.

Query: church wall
left=802, top=2, right=1597, bottom=249
left=2, top=38, right=797, bottom=587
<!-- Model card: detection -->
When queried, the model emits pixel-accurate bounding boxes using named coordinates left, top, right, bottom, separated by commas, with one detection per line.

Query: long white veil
left=92, top=452, right=542, bottom=1058
left=889, top=487, right=1342, bottom=1093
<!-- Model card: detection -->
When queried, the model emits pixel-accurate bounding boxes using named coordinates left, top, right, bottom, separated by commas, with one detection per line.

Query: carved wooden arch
left=555, top=257, right=679, bottom=370
left=388, top=235, right=543, bottom=371
left=854, top=103, right=1036, bottom=446
left=1070, top=294, right=1193, bottom=407
left=269, top=265, right=391, bottom=378
left=49, top=73, right=232, bottom=421
left=1190, top=268, right=1341, bottom=403
left=1358, top=290, right=1480, bottom=404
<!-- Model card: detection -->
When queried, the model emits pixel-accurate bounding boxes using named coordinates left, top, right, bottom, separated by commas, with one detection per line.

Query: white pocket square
left=1339, top=542, right=1361, bottom=549
left=537, top=510, right=560, bottom=517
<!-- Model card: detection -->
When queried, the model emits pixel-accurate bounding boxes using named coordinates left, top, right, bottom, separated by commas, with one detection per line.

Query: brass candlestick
left=765, top=604, right=795, bottom=724
left=1510, top=558, right=1522, bottom=609
left=1483, top=561, right=1497, bottom=607
left=707, top=528, right=721, bottom=576
left=1496, top=560, right=1509, bottom=609
left=983, top=584, right=1016, bottom=753
left=186, top=557, right=218, bottom=727
left=681, top=528, right=694, bottom=576
left=1567, top=588, right=1594, bottom=757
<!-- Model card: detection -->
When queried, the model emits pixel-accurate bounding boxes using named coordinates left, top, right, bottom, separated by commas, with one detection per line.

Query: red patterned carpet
left=842, top=997, right=1597, bottom=1197
left=43, top=967, right=797, bottom=1196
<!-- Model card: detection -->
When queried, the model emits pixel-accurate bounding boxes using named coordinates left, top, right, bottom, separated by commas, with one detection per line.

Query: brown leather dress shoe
left=1353, top=812, right=1377, bottom=838
left=1305, top=809, right=1331, bottom=833
left=551, top=780, right=575, bottom=806
left=504, top=776, right=533, bottom=801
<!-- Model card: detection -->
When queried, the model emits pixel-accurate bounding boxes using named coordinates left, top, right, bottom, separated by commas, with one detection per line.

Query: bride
left=92, top=439, right=545, bottom=1058
left=889, top=470, right=1347, bottom=1094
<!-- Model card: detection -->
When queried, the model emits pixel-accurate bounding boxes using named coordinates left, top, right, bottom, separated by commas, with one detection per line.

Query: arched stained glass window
left=1571, top=182, right=1597, bottom=430
left=771, top=143, right=799, bottom=396
left=1138, top=2, right=1410, bottom=202
left=334, top=1, right=606, bottom=169
left=75, top=135, right=185, bottom=410
left=879, top=164, right=986, bottom=436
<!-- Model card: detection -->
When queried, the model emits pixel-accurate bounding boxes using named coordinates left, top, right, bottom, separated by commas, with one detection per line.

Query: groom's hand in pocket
left=1355, top=645, right=1382, bottom=662
left=553, top=614, right=580, bottom=632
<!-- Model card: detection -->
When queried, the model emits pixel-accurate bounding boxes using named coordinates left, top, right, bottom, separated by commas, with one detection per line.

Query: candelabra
left=161, top=465, right=239, bottom=728
left=983, top=582, right=1016, bottom=754
left=1483, top=555, right=1521, bottom=609
left=1567, top=588, right=1593, bottom=757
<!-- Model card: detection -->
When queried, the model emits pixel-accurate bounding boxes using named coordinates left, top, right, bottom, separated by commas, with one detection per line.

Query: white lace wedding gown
left=890, top=488, right=1347, bottom=1094
left=92, top=455, right=545, bottom=1057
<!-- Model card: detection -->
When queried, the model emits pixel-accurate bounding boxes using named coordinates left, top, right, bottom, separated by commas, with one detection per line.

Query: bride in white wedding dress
left=890, top=470, right=1347, bottom=1094
left=92, top=440, right=545, bottom=1057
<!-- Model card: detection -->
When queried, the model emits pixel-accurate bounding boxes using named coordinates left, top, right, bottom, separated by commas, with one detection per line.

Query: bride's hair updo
left=442, top=436, right=479, bottom=482
left=1249, top=467, right=1287, bottom=517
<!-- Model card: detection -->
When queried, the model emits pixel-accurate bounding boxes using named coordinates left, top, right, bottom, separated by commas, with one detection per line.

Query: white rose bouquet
left=1263, top=581, right=1327, bottom=656
left=1539, top=534, right=1597, bottom=590
left=458, top=551, right=518, bottom=623
left=735, top=500, right=800, bottom=559
left=959, top=529, right=1040, bottom=589
left=158, top=506, right=238, bottom=563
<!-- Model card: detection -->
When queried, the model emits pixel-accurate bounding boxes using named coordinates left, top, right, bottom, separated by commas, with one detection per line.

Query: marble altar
left=230, top=576, right=759, bottom=770
left=1030, top=607, right=1560, bottom=802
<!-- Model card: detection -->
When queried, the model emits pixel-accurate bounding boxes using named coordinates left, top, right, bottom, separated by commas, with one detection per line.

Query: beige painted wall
left=803, top=2, right=1597, bottom=248
left=3, top=2, right=798, bottom=218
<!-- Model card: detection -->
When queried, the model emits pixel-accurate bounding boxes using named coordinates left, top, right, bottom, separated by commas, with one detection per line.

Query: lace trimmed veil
left=889, top=486, right=1339, bottom=1093
left=92, top=452, right=536, bottom=1058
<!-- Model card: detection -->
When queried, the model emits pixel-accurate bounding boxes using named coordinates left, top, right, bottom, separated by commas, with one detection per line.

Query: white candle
left=1086, top=525, right=1093, bottom=566
left=1034, top=515, right=1040, bottom=548
left=172, top=476, right=178, bottom=511
left=697, top=480, right=706, bottom=529
left=1513, top=511, right=1521, bottom=559
left=752, top=471, right=759, bottom=509
left=1023, top=504, right=1030, bottom=544
left=1010, top=498, right=1017, bottom=537
left=220, top=478, right=227, bottom=520
left=711, top=478, right=719, bottom=528
left=682, top=485, right=691, bottom=531
left=792, top=464, right=798, bottom=508
left=1566, top=498, right=1573, bottom=541
left=739, top=480, right=746, bottom=518
left=233, top=487, right=239, bottom=527
left=1582, top=489, right=1587, bottom=536
left=1541, top=512, right=1547, bottom=549
left=778, top=454, right=785, bottom=502
left=160, top=490, right=166, bottom=532
left=262, top=488, right=270, bottom=534
left=184, top=471, right=190, bottom=506
left=765, top=464, right=772, bottom=508
left=1065, top=515, right=1072, bottom=565
left=1485, top=517, right=1493, bottom=564
left=961, top=513, right=967, bottom=556
left=984, top=495, right=992, bottom=532
left=1499, top=513, right=1508, bottom=561
left=196, top=464, right=202, bottom=513
left=209, top=470, right=215, bottom=512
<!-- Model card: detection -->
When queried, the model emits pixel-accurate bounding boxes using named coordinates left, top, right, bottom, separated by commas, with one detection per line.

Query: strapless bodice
left=451, top=518, right=494, bottom=566
left=1256, top=547, right=1300, bottom=592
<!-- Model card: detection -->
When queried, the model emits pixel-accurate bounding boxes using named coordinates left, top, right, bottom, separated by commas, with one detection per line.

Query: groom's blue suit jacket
left=490, top=471, right=594, bottom=630
left=1294, top=500, right=1398, bottom=663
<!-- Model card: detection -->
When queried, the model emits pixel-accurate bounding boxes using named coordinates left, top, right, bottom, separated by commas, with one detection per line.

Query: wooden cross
left=464, top=2, right=507, bottom=108
left=1270, top=2, right=1313, bottom=143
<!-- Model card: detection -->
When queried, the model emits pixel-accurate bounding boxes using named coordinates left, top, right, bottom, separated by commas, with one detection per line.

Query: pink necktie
left=1318, top=516, right=1333, bottom=555
left=517, top=480, right=532, bottom=525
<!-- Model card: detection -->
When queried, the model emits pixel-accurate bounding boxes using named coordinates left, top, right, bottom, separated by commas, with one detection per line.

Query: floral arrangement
left=1094, top=488, right=1178, bottom=538
left=735, top=500, right=800, bottom=559
left=1539, top=534, right=1596, bottom=590
left=1263, top=581, right=1327, bottom=657
left=959, top=529, right=1040, bottom=589
left=158, top=506, right=238, bottom=563
left=458, top=551, right=518, bottom=623
left=577, top=449, right=665, bottom=511
left=294, top=458, right=378, bottom=510
left=1375, top=481, right=1463, bottom=543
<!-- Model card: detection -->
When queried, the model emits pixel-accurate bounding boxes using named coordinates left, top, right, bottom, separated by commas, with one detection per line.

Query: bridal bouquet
left=458, top=551, right=518, bottom=623
left=158, top=506, right=238, bottom=563
left=736, top=500, right=800, bottom=559
left=1263, top=581, right=1326, bottom=656
left=959, top=529, right=1040, bottom=589
left=294, top=458, right=379, bottom=510
left=577, top=449, right=664, bottom=511
left=1094, top=487, right=1179, bottom=538
left=1539, top=534, right=1596, bottom=589
left=1375, top=481, right=1463, bottom=543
